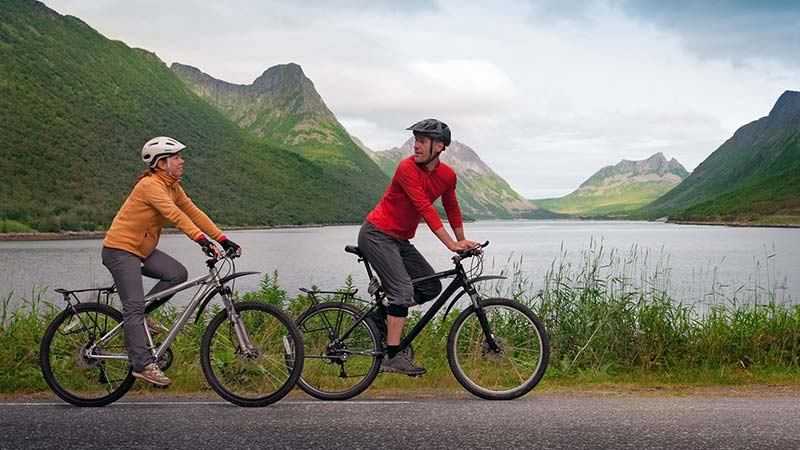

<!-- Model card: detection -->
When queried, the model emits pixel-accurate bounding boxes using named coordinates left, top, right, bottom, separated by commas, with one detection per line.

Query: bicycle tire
left=200, top=301, right=304, bottom=407
left=295, top=302, right=382, bottom=400
left=40, top=303, right=135, bottom=407
left=447, top=298, right=549, bottom=400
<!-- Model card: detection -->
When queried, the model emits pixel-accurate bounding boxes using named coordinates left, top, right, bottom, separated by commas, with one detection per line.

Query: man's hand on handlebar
left=456, top=240, right=489, bottom=256
left=451, top=239, right=480, bottom=253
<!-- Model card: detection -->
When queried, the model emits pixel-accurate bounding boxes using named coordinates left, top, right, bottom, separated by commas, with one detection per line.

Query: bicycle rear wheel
left=447, top=298, right=549, bottom=400
left=200, top=301, right=304, bottom=407
left=40, top=303, right=135, bottom=407
left=296, top=302, right=382, bottom=400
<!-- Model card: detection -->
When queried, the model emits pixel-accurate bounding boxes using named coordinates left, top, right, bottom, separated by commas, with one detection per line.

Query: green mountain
left=368, top=139, right=553, bottom=219
left=0, top=0, right=380, bottom=232
left=170, top=62, right=388, bottom=196
left=639, top=91, right=800, bottom=224
left=532, top=153, right=688, bottom=216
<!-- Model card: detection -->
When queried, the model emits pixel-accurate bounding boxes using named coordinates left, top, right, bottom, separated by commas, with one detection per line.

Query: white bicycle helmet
left=141, top=136, right=186, bottom=167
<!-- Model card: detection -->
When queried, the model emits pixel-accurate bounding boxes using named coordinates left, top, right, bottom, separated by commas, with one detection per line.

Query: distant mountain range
left=533, top=153, right=689, bottom=215
left=367, top=139, right=554, bottom=219
left=637, top=91, right=800, bottom=224
left=1, top=1, right=796, bottom=232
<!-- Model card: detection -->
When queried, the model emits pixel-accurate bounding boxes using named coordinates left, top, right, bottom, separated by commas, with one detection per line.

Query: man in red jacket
left=357, top=119, right=478, bottom=375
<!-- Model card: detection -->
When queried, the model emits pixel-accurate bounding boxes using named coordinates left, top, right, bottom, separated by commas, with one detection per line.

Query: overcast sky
left=47, top=0, right=799, bottom=198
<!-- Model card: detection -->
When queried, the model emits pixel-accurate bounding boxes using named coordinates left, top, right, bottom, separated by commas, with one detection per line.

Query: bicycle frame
left=306, top=250, right=506, bottom=356
left=81, top=259, right=257, bottom=362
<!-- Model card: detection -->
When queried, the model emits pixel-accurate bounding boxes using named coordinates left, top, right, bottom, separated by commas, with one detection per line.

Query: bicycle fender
left=194, top=271, right=260, bottom=323
left=441, top=275, right=507, bottom=320
left=219, top=271, right=260, bottom=285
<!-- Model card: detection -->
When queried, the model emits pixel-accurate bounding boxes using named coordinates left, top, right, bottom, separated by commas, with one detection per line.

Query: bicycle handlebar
left=205, top=248, right=241, bottom=268
left=453, top=240, right=489, bottom=262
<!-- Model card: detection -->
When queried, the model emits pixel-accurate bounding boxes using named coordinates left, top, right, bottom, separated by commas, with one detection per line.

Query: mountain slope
left=0, top=0, right=380, bottom=231
left=369, top=139, right=547, bottom=219
left=639, top=91, right=800, bottom=223
left=171, top=62, right=388, bottom=198
left=532, top=153, right=689, bottom=215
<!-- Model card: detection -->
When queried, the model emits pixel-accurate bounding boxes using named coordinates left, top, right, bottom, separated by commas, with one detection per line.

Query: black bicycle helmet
left=406, top=118, right=451, bottom=147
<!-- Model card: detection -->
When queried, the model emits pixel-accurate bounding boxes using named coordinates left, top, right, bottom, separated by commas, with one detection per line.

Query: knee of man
left=386, top=304, right=409, bottom=317
left=415, top=280, right=442, bottom=304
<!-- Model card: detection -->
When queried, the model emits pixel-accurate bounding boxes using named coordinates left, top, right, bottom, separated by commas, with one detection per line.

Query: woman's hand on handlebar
left=196, top=236, right=222, bottom=258
left=219, top=237, right=242, bottom=257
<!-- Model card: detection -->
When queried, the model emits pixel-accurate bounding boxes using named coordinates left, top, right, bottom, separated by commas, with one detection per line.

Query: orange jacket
left=103, top=171, right=224, bottom=258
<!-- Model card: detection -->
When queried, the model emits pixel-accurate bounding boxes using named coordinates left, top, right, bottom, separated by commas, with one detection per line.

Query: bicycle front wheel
left=296, top=302, right=382, bottom=400
left=447, top=298, right=549, bottom=400
left=200, top=301, right=304, bottom=407
left=40, top=303, right=135, bottom=407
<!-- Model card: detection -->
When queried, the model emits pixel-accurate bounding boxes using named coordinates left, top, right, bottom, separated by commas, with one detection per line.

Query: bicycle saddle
left=344, top=245, right=363, bottom=258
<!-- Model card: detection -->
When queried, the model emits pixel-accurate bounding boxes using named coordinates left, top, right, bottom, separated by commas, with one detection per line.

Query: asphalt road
left=1, top=395, right=798, bottom=449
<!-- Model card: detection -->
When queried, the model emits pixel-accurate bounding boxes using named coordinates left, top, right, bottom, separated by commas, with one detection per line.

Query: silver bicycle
left=40, top=251, right=303, bottom=407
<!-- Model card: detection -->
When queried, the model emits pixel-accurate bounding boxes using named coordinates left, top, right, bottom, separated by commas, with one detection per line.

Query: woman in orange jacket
left=102, top=136, right=241, bottom=387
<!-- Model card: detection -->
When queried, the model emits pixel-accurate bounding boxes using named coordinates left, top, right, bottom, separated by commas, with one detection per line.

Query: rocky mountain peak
left=171, top=62, right=338, bottom=135
left=580, top=153, right=688, bottom=188
left=770, top=90, right=800, bottom=118
left=252, top=63, right=306, bottom=89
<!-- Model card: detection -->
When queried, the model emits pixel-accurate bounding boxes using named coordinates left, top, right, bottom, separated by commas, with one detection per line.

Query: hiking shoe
left=145, top=315, right=169, bottom=334
left=133, top=363, right=172, bottom=387
left=380, top=352, right=426, bottom=376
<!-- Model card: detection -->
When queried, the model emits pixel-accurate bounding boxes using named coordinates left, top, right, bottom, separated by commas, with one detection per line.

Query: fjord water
left=1, top=221, right=798, bottom=309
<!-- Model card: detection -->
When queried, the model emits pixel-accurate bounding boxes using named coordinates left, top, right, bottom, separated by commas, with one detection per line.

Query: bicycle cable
left=466, top=250, right=484, bottom=279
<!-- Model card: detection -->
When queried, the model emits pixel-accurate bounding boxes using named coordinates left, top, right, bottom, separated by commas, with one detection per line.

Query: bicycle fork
left=221, top=291, right=259, bottom=358
left=465, top=284, right=502, bottom=353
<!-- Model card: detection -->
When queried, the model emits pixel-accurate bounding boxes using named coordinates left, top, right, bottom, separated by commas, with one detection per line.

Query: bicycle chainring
left=156, top=346, right=174, bottom=371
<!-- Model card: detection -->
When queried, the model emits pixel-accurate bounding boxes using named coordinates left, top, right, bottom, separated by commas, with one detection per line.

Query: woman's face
left=157, top=153, right=184, bottom=177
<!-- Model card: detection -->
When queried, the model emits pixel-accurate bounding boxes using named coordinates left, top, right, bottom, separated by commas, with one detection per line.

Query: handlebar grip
left=456, top=241, right=489, bottom=256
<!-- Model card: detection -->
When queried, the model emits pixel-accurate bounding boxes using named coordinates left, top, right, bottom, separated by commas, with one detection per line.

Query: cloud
left=617, top=0, right=800, bottom=68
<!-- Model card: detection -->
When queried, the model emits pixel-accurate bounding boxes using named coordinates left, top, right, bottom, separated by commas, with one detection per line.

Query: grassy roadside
left=3, top=242, right=799, bottom=397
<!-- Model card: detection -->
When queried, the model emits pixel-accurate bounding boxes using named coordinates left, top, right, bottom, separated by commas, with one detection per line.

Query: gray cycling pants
left=357, top=221, right=442, bottom=317
left=101, top=247, right=188, bottom=372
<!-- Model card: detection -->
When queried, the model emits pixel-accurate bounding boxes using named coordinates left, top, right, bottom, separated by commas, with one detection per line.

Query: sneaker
left=145, top=315, right=169, bottom=334
left=133, top=363, right=172, bottom=387
left=380, top=352, right=426, bottom=376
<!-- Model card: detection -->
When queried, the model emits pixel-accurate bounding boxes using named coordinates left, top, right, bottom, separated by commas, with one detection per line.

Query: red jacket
left=366, top=156, right=463, bottom=240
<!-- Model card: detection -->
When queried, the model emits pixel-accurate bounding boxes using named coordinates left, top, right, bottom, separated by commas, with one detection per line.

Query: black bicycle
left=294, top=241, right=549, bottom=400
left=40, top=251, right=304, bottom=407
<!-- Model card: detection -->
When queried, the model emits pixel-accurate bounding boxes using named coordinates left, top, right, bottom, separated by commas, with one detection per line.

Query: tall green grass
left=2, top=244, right=799, bottom=394
left=495, top=239, right=800, bottom=384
